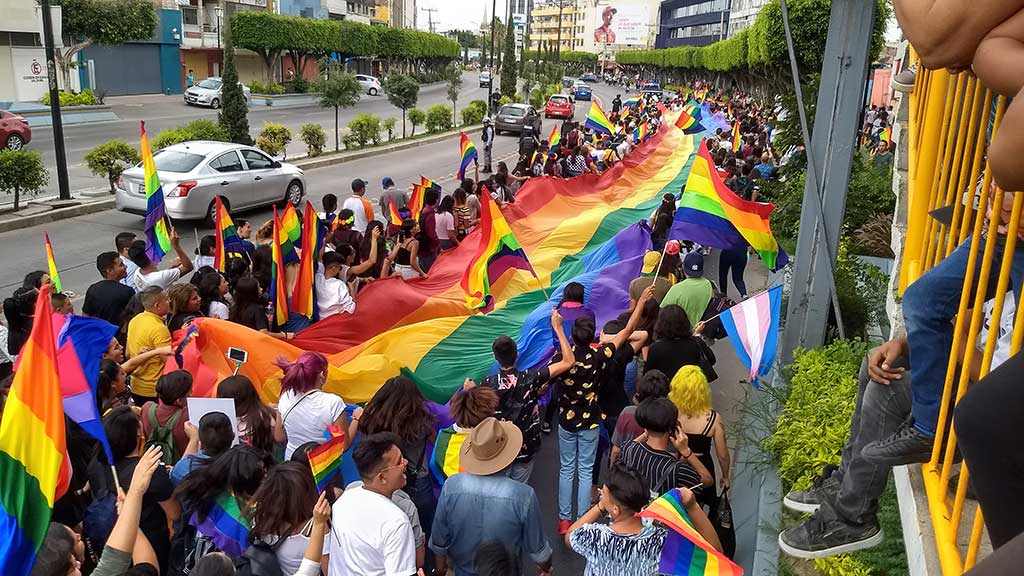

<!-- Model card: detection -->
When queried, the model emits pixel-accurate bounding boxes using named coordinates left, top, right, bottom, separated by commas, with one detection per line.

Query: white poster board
left=593, top=0, right=651, bottom=46
left=187, top=397, right=240, bottom=446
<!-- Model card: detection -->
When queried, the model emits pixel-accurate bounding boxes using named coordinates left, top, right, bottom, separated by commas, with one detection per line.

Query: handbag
left=713, top=489, right=737, bottom=559
left=696, top=338, right=718, bottom=383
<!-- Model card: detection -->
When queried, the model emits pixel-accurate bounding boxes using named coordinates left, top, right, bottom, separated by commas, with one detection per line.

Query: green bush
left=255, top=122, right=292, bottom=156
left=286, top=77, right=309, bottom=94
left=425, top=104, right=453, bottom=133
left=152, top=119, right=230, bottom=150
left=347, top=113, right=382, bottom=147
left=300, top=123, right=326, bottom=157
left=249, top=80, right=285, bottom=94
left=42, top=89, right=98, bottom=107
left=382, top=117, right=397, bottom=141
left=407, top=108, right=426, bottom=136
left=84, top=140, right=141, bottom=193
left=0, top=149, right=48, bottom=211
left=461, top=100, right=488, bottom=126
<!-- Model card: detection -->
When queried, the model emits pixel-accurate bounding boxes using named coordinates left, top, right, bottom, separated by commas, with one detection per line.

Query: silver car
left=184, top=77, right=252, bottom=109
left=115, top=141, right=305, bottom=225
left=494, top=103, right=543, bottom=136
left=355, top=74, right=381, bottom=96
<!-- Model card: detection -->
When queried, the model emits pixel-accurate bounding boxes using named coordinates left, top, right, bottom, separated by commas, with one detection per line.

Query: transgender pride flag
left=720, top=285, right=783, bottom=387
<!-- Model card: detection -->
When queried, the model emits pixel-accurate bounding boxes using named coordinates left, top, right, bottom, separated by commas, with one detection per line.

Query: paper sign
left=186, top=397, right=239, bottom=446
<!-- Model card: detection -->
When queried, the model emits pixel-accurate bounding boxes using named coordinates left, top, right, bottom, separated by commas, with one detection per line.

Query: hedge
left=615, top=0, right=889, bottom=76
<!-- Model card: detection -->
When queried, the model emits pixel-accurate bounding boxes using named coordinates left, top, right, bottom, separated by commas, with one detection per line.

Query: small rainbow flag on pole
left=408, top=185, right=425, bottom=218
left=639, top=488, right=744, bottom=576
left=457, top=132, right=478, bottom=180
left=213, top=197, right=246, bottom=272
left=879, top=127, right=892, bottom=145
left=585, top=101, right=614, bottom=135
left=279, top=203, right=302, bottom=263
left=291, top=201, right=326, bottom=322
left=633, top=123, right=648, bottom=142
left=461, top=191, right=536, bottom=312
left=43, top=232, right=62, bottom=293
left=548, top=124, right=561, bottom=148
left=731, top=123, right=742, bottom=153
left=386, top=196, right=404, bottom=226
left=0, top=287, right=71, bottom=576
left=674, top=107, right=703, bottom=135
left=623, top=95, right=641, bottom=108
left=308, top=434, right=345, bottom=492
left=140, top=121, right=172, bottom=263
left=420, top=176, right=442, bottom=191
left=270, top=207, right=289, bottom=327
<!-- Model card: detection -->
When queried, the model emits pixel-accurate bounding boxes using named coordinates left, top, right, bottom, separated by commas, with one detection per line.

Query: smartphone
left=227, top=347, right=248, bottom=364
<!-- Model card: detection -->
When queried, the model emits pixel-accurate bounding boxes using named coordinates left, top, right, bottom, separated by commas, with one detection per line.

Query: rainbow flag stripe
left=670, top=138, right=786, bottom=271
left=0, top=287, right=70, bottom=576
left=409, top=184, right=426, bottom=218
left=640, top=489, right=744, bottom=576
left=213, top=196, right=245, bottom=272
left=634, top=123, right=648, bottom=142
left=291, top=201, right=325, bottom=322
left=43, top=232, right=62, bottom=293
left=280, top=203, right=302, bottom=263
left=140, top=121, right=172, bottom=263
left=548, top=124, right=561, bottom=148
left=308, top=434, right=345, bottom=492
left=879, top=127, right=892, bottom=144
left=623, top=96, right=641, bottom=107
left=421, top=176, right=441, bottom=191
left=461, top=191, right=534, bottom=311
left=585, top=101, right=614, bottom=135
left=387, top=196, right=404, bottom=226
left=457, top=132, right=478, bottom=180
left=192, top=493, right=250, bottom=558
left=731, top=123, right=741, bottom=153
left=429, top=427, right=469, bottom=485
left=270, top=207, right=289, bottom=326
left=675, top=107, right=703, bottom=135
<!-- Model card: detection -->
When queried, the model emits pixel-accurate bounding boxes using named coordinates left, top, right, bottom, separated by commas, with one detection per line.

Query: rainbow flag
left=670, top=139, right=787, bottom=271
left=292, top=201, right=326, bottom=322
left=43, top=232, right=62, bottom=293
left=548, top=124, right=561, bottom=148
left=429, top=426, right=469, bottom=486
left=879, top=127, right=892, bottom=145
left=191, top=493, right=250, bottom=558
left=386, top=196, right=405, bottom=226
left=213, top=197, right=246, bottom=272
left=731, top=123, right=742, bottom=153
left=408, top=185, right=425, bottom=218
left=0, top=287, right=71, bottom=576
left=461, top=191, right=535, bottom=312
left=140, top=121, right=172, bottom=263
left=640, top=488, right=744, bottom=576
left=585, top=101, right=614, bottom=136
left=270, top=207, right=289, bottom=326
left=623, top=95, right=641, bottom=108
left=457, top=132, right=478, bottom=180
left=280, top=202, right=302, bottom=263
left=421, top=176, right=442, bottom=191
left=675, top=107, right=703, bottom=135
left=634, top=123, right=648, bottom=142
left=308, top=434, right=345, bottom=492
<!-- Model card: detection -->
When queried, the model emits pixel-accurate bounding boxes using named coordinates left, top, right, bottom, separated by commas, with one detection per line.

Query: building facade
left=527, top=1, right=585, bottom=53
left=179, top=0, right=267, bottom=88
left=726, top=0, right=767, bottom=38
left=390, top=0, right=416, bottom=29
left=655, top=0, right=729, bottom=49
left=0, top=1, right=81, bottom=102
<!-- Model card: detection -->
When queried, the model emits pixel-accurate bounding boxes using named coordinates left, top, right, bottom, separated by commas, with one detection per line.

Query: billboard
left=592, top=0, right=650, bottom=46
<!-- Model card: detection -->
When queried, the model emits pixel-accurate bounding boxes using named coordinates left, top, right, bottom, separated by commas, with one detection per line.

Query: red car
left=0, top=110, right=31, bottom=151
left=544, top=94, right=574, bottom=119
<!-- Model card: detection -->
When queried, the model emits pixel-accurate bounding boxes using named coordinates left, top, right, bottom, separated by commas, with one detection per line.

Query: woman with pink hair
left=275, top=352, right=353, bottom=459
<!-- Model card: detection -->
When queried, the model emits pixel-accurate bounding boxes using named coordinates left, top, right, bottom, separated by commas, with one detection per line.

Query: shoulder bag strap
left=280, top=390, right=315, bottom=424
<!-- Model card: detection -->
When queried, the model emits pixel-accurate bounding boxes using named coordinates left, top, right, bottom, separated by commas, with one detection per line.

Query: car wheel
left=205, top=196, right=227, bottom=228
left=211, top=98, right=221, bottom=109
left=5, top=134, right=24, bottom=151
left=285, top=180, right=304, bottom=207
left=368, top=87, right=378, bottom=96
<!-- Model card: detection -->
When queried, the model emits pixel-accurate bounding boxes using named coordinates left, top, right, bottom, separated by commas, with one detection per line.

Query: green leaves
left=83, top=140, right=140, bottom=193
left=255, top=122, right=293, bottom=157
left=152, top=119, right=230, bottom=151
left=319, top=73, right=362, bottom=110
left=425, top=104, right=453, bottom=133
left=383, top=74, right=420, bottom=112
left=300, top=124, right=326, bottom=157
left=0, top=149, right=48, bottom=211
left=62, top=0, right=156, bottom=46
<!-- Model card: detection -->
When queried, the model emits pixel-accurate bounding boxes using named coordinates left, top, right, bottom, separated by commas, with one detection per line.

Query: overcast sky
left=418, top=0, right=509, bottom=33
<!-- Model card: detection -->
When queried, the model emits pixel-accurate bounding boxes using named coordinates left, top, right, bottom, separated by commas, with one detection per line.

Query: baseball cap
left=641, top=251, right=661, bottom=275
left=351, top=178, right=366, bottom=192
left=683, top=251, right=704, bottom=277
left=382, top=177, right=394, bottom=187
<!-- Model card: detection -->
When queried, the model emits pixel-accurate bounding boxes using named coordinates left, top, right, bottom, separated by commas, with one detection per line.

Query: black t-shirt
left=556, top=343, right=616, bottom=431
left=116, top=456, right=174, bottom=572
left=167, top=311, right=201, bottom=334
left=599, top=343, right=636, bottom=422
left=83, top=280, right=136, bottom=326
left=234, top=304, right=270, bottom=332
left=644, top=338, right=703, bottom=380
left=481, top=366, right=551, bottom=461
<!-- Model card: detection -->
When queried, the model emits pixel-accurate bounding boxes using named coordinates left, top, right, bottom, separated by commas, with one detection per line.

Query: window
left=181, top=7, right=199, bottom=26
left=670, top=22, right=723, bottom=39
left=670, top=0, right=729, bottom=19
left=241, top=149, right=274, bottom=170
left=152, top=150, right=205, bottom=173
left=210, top=152, right=244, bottom=173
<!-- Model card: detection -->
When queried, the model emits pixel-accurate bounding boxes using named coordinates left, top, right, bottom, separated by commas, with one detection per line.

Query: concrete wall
left=0, top=47, right=15, bottom=102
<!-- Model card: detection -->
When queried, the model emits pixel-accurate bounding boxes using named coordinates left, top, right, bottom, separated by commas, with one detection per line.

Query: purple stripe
left=670, top=208, right=746, bottom=250
left=192, top=509, right=248, bottom=557
left=486, top=248, right=532, bottom=281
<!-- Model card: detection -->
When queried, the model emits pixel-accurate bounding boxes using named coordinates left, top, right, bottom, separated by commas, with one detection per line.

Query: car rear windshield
left=550, top=96, right=568, bottom=104
left=152, top=150, right=205, bottom=173
left=500, top=106, right=525, bottom=117
left=197, top=79, right=222, bottom=90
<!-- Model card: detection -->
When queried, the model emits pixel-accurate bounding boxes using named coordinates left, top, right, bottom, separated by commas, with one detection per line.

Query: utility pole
left=555, top=0, right=564, bottom=62
left=422, top=7, right=438, bottom=33
left=487, top=0, right=497, bottom=112
left=40, top=0, right=70, bottom=201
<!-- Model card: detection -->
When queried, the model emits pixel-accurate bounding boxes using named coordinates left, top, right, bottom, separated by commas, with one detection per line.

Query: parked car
left=573, top=83, right=593, bottom=101
left=355, top=74, right=381, bottom=96
left=0, top=110, right=31, bottom=151
left=184, top=77, right=252, bottom=109
left=480, top=71, right=492, bottom=88
left=544, top=94, right=574, bottom=119
left=562, top=76, right=576, bottom=88
left=115, top=141, right=304, bottom=225
left=494, top=103, right=542, bottom=135
left=580, top=73, right=599, bottom=83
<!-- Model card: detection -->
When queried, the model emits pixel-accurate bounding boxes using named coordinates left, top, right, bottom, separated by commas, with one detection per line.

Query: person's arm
left=566, top=501, right=604, bottom=547
left=181, top=420, right=200, bottom=458
left=612, top=285, right=654, bottom=351
left=713, top=419, right=731, bottom=490
left=108, top=446, right=162, bottom=554
left=121, top=346, right=174, bottom=374
left=428, top=488, right=451, bottom=575
left=132, top=531, right=158, bottom=569
left=409, top=241, right=427, bottom=277
left=891, top=0, right=1015, bottom=70
left=674, top=486, right=723, bottom=552
left=522, top=491, right=554, bottom=575
left=332, top=402, right=352, bottom=451
left=294, top=492, right=331, bottom=576
left=349, top=229, right=381, bottom=275
left=672, top=429, right=713, bottom=487
left=272, top=408, right=287, bottom=444
left=546, top=309, right=576, bottom=378
left=169, top=227, right=195, bottom=275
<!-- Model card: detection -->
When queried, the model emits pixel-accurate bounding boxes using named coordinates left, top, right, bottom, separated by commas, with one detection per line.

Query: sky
left=418, top=0, right=509, bottom=33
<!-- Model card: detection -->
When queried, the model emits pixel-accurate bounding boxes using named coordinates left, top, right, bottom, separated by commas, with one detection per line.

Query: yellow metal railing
left=899, top=60, right=1024, bottom=573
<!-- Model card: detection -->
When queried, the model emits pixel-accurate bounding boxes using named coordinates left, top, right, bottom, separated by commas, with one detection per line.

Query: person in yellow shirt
left=127, top=286, right=172, bottom=405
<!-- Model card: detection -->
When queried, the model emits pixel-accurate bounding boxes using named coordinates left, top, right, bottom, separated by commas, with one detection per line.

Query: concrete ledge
left=292, top=125, right=483, bottom=171
left=0, top=198, right=115, bottom=234
left=250, top=93, right=323, bottom=108
left=10, top=104, right=119, bottom=126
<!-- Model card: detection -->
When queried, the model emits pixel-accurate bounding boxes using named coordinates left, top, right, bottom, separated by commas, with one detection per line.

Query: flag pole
left=698, top=282, right=783, bottom=325
left=110, top=465, right=122, bottom=495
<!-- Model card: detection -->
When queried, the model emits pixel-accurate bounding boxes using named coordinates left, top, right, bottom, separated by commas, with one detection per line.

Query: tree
left=219, top=16, right=252, bottom=145
left=451, top=30, right=480, bottom=49
left=500, top=21, right=517, bottom=98
left=383, top=74, right=420, bottom=138
left=425, top=104, right=453, bottom=133
left=0, top=150, right=49, bottom=211
left=83, top=140, right=140, bottom=193
left=444, top=62, right=462, bottom=124
left=319, top=74, right=362, bottom=151
left=56, top=0, right=157, bottom=90
left=408, top=109, right=426, bottom=136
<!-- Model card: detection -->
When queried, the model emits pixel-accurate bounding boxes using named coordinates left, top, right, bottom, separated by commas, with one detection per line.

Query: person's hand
left=128, top=445, right=163, bottom=498
left=677, top=486, right=698, bottom=509
left=867, top=337, right=907, bottom=385
left=671, top=425, right=690, bottom=456
left=694, top=321, right=706, bottom=336
left=371, top=227, right=381, bottom=240
left=639, top=285, right=655, bottom=305
left=170, top=227, right=181, bottom=245
left=311, top=492, right=331, bottom=528
left=184, top=421, right=198, bottom=441
left=351, top=406, right=364, bottom=422
left=720, top=475, right=731, bottom=490
left=551, top=308, right=563, bottom=328
left=137, top=346, right=153, bottom=354
left=463, top=378, right=477, bottom=390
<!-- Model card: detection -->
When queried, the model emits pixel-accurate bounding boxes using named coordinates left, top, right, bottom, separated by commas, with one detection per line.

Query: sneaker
left=892, top=64, right=918, bottom=94
left=542, top=421, right=552, bottom=434
left=861, top=420, right=935, bottom=466
left=557, top=519, right=571, bottom=535
left=779, top=507, right=883, bottom=559
left=783, top=465, right=840, bottom=514
left=481, top=166, right=493, bottom=173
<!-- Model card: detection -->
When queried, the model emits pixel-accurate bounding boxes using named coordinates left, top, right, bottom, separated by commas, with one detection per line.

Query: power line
left=421, top=7, right=438, bottom=32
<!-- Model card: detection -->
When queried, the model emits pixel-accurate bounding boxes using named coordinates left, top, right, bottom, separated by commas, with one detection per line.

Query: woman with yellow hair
left=670, top=365, right=731, bottom=509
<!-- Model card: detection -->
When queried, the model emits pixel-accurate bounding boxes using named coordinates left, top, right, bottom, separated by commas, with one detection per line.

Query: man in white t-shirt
left=343, top=178, right=375, bottom=233
left=129, top=226, right=194, bottom=291
left=327, top=432, right=418, bottom=576
left=316, top=251, right=356, bottom=319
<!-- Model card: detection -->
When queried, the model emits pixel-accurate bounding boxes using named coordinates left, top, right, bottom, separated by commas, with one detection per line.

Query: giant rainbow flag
left=177, top=119, right=706, bottom=405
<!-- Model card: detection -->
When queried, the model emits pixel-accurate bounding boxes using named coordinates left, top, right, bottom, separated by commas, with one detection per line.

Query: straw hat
left=459, top=417, right=523, bottom=475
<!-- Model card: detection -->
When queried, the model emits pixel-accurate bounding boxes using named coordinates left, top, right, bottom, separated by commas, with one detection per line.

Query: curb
left=0, top=199, right=116, bottom=234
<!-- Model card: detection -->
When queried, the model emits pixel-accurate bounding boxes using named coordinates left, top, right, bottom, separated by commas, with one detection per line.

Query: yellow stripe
left=0, top=393, right=64, bottom=507
left=442, top=433, right=468, bottom=477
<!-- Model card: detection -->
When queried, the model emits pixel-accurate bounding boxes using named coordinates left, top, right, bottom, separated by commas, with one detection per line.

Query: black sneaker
left=783, top=466, right=840, bottom=514
left=542, top=421, right=552, bottom=434
left=861, top=420, right=934, bottom=466
left=779, top=507, right=883, bottom=559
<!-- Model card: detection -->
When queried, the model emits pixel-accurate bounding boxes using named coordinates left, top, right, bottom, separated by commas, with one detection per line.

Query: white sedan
left=355, top=74, right=382, bottom=96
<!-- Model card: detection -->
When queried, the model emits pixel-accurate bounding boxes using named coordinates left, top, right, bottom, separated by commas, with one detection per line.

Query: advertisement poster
left=593, top=0, right=650, bottom=46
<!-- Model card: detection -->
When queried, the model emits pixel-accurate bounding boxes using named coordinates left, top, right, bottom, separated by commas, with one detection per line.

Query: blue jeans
left=558, top=426, right=599, bottom=521
left=902, top=235, right=1024, bottom=435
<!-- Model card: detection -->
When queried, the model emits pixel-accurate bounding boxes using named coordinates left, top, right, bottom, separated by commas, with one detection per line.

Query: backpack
left=701, top=285, right=735, bottom=342
left=167, top=520, right=219, bottom=576
left=233, top=541, right=284, bottom=576
left=146, top=403, right=183, bottom=466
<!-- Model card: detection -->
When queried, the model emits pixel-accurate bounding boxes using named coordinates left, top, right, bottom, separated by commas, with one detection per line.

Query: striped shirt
left=568, top=521, right=666, bottom=576
left=619, top=439, right=703, bottom=497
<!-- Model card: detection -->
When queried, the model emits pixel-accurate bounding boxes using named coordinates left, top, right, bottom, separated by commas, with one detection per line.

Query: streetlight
left=215, top=5, right=223, bottom=50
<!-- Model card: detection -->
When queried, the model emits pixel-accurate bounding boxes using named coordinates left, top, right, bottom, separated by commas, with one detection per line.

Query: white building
left=0, top=1, right=80, bottom=102
left=727, top=0, right=768, bottom=38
